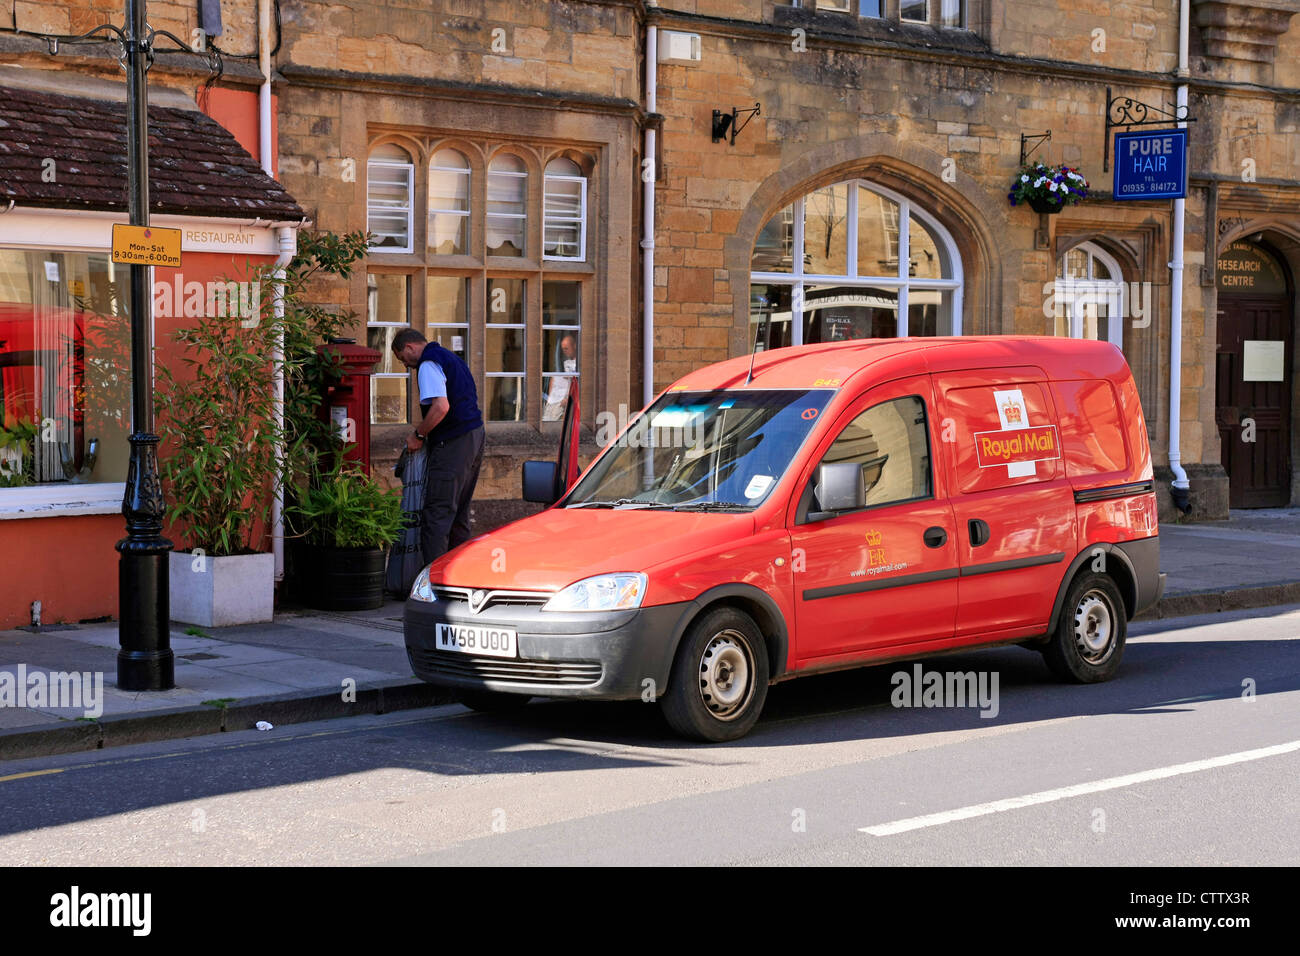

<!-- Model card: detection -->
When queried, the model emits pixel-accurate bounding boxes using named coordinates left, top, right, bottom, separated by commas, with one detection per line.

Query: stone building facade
left=268, top=0, right=1300, bottom=523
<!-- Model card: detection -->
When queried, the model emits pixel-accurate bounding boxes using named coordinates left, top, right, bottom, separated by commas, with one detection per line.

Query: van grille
left=431, top=586, right=552, bottom=612
left=411, top=648, right=603, bottom=686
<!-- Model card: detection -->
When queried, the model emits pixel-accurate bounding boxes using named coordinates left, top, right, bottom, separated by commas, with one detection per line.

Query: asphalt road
left=1, top=604, right=1297, bottom=866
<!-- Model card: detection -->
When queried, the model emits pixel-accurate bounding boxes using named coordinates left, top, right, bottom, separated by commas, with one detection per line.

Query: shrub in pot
left=289, top=462, right=404, bottom=611
left=156, top=272, right=280, bottom=627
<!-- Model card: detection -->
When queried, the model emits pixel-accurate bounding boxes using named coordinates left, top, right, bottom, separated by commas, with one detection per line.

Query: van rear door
left=936, top=368, right=1078, bottom=640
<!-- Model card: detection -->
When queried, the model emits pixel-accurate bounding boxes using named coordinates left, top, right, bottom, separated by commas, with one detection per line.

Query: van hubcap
left=1073, top=592, right=1114, bottom=664
left=699, top=630, right=753, bottom=720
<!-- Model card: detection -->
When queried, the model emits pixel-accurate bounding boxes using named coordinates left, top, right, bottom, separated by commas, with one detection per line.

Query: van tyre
left=662, top=607, right=769, bottom=742
left=1042, top=573, right=1126, bottom=683
left=457, top=689, right=532, bottom=712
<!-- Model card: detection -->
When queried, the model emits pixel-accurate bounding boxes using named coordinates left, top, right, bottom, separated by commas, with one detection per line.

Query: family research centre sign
left=1113, top=129, right=1188, bottom=200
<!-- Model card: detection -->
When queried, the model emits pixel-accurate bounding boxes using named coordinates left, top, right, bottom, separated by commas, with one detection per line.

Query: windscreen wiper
left=567, top=498, right=679, bottom=509
left=671, top=501, right=753, bottom=512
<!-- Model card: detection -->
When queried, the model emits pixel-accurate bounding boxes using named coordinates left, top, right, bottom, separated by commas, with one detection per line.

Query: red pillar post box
left=317, top=340, right=381, bottom=473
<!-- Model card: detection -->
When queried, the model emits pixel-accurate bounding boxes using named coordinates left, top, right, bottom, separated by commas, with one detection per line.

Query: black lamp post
left=116, top=0, right=174, bottom=691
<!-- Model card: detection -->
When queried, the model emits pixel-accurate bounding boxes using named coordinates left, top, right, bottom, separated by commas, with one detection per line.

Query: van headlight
left=542, top=573, right=647, bottom=612
left=409, top=567, right=438, bottom=603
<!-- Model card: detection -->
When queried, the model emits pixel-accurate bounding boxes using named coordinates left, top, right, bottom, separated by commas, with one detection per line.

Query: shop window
left=487, top=154, right=528, bottom=258
left=0, top=249, right=131, bottom=488
left=428, top=149, right=470, bottom=256
left=750, top=179, right=963, bottom=344
left=366, top=273, right=412, bottom=425
left=543, top=158, right=587, bottom=261
left=367, top=144, right=414, bottom=253
left=1052, top=241, right=1124, bottom=347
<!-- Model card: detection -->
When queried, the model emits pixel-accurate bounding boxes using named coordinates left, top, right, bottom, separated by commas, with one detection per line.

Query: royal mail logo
left=975, top=425, right=1061, bottom=468
left=1000, top=398, right=1023, bottom=425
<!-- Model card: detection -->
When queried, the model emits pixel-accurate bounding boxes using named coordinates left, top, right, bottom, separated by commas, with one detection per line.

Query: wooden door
left=1216, top=294, right=1292, bottom=508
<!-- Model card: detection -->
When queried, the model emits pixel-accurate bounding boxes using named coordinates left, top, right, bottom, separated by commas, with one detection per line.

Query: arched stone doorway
left=1215, top=238, right=1293, bottom=508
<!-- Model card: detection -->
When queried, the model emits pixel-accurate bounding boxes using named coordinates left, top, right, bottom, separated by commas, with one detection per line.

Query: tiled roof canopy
left=0, top=85, right=304, bottom=221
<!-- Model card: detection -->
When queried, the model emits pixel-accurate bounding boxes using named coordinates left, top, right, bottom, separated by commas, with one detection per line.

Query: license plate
left=434, top=623, right=518, bottom=659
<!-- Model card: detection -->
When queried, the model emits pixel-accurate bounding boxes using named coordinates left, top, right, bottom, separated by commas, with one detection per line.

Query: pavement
left=2, top=508, right=1298, bottom=762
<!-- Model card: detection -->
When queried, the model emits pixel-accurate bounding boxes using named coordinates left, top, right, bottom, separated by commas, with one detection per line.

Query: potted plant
left=288, top=461, right=404, bottom=610
left=0, top=413, right=36, bottom=487
left=156, top=270, right=279, bottom=627
left=1008, top=161, right=1089, bottom=213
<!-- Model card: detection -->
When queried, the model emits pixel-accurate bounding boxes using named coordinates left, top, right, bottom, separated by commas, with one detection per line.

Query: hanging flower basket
left=1008, top=162, right=1089, bottom=213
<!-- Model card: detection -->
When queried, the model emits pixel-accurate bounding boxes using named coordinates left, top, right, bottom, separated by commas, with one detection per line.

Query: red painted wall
left=0, top=251, right=281, bottom=629
left=199, top=87, right=278, bottom=177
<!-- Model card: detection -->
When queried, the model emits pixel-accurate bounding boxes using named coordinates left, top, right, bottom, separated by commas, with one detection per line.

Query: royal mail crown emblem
left=1001, top=399, right=1023, bottom=424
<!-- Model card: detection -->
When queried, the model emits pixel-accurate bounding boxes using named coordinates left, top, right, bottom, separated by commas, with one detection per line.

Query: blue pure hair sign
left=1113, top=128, right=1188, bottom=200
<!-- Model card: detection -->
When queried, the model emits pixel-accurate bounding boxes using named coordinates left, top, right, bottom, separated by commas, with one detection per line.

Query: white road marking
left=860, top=739, right=1300, bottom=836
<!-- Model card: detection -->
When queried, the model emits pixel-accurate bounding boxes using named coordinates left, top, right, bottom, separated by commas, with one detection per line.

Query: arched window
left=366, top=143, right=414, bottom=252
left=543, top=157, right=587, bottom=261
left=749, top=179, right=963, bottom=348
left=1052, top=241, right=1124, bottom=346
left=427, top=149, right=470, bottom=256
left=486, top=154, right=527, bottom=257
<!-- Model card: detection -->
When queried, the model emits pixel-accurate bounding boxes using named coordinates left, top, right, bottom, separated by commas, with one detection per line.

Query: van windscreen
left=566, top=389, right=835, bottom=511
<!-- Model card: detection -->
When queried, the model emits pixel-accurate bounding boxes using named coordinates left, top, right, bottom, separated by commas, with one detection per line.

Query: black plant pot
left=1028, top=196, right=1063, bottom=214
left=294, top=543, right=388, bottom=611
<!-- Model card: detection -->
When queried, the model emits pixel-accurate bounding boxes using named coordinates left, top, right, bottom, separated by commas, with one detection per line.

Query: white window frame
left=541, top=281, right=582, bottom=421
left=485, top=278, right=527, bottom=421
left=425, top=275, right=472, bottom=369
left=750, top=179, right=964, bottom=343
left=486, top=160, right=529, bottom=259
left=427, top=152, right=471, bottom=257
left=367, top=158, right=414, bottom=254
left=543, top=172, right=588, bottom=262
left=1054, top=242, right=1125, bottom=348
left=899, top=0, right=929, bottom=22
left=366, top=273, right=412, bottom=426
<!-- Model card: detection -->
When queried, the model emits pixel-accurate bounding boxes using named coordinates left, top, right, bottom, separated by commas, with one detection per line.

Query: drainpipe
left=1167, top=0, right=1192, bottom=513
left=258, top=0, right=274, bottom=176
left=258, top=0, right=297, bottom=579
left=642, top=18, right=658, bottom=409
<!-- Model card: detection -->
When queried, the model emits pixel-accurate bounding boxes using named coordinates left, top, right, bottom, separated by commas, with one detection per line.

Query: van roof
left=665, top=336, right=1129, bottom=393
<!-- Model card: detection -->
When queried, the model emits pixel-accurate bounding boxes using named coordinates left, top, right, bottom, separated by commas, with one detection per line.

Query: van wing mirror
left=813, top=461, right=867, bottom=514
left=522, top=460, right=560, bottom=504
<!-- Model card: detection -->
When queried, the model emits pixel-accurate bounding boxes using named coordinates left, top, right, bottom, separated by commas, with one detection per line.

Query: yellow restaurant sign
left=111, top=224, right=182, bottom=267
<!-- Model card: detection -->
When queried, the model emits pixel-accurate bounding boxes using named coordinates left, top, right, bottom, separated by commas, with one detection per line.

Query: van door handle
left=969, top=519, right=991, bottom=547
left=923, top=526, right=947, bottom=548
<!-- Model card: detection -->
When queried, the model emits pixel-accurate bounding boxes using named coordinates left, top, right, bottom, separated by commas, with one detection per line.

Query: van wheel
left=457, top=689, right=532, bottom=712
left=662, top=607, right=769, bottom=742
left=1042, top=573, right=1126, bottom=683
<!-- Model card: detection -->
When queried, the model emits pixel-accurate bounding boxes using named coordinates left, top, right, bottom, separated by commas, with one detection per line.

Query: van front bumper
left=403, top=597, right=697, bottom=700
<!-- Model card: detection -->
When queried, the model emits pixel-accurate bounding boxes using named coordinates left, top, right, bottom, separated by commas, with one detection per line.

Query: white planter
left=169, top=551, right=275, bottom=628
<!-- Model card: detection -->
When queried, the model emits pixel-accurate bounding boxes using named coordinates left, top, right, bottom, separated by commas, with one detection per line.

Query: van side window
left=815, top=395, right=932, bottom=509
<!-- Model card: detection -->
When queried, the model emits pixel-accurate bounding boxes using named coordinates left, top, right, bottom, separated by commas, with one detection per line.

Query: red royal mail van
left=404, top=336, right=1163, bottom=741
